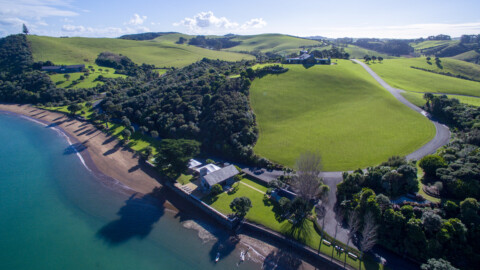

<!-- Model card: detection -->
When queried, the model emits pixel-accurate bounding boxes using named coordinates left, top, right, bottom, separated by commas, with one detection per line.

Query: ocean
left=0, top=113, right=261, bottom=270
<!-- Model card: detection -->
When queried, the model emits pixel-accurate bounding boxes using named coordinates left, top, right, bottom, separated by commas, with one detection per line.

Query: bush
left=206, top=159, right=215, bottom=164
left=419, top=155, right=446, bottom=179
left=233, top=174, right=242, bottom=182
left=211, top=184, right=223, bottom=195
left=278, top=197, right=291, bottom=214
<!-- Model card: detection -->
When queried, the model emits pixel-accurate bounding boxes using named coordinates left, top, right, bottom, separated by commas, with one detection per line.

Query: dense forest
left=353, top=38, right=414, bottom=56
left=0, top=34, right=261, bottom=163
left=336, top=95, right=480, bottom=269
left=187, top=35, right=241, bottom=50
left=118, top=32, right=177, bottom=40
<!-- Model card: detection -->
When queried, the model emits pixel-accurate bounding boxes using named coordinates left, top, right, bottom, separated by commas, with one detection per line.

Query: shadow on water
left=97, top=187, right=166, bottom=245
left=208, top=234, right=240, bottom=262
left=64, top=143, right=87, bottom=155
left=263, top=250, right=302, bottom=270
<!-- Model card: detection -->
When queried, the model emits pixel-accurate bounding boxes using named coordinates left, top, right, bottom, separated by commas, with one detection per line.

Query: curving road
left=243, top=60, right=452, bottom=251
left=352, top=59, right=451, bottom=161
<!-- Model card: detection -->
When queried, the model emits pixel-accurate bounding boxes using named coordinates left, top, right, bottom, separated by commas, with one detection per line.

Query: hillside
left=223, top=34, right=323, bottom=54
left=368, top=58, right=480, bottom=96
left=28, top=35, right=254, bottom=68
left=250, top=61, right=435, bottom=170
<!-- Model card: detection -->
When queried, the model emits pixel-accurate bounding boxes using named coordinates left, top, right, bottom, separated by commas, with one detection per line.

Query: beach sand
left=0, top=103, right=320, bottom=270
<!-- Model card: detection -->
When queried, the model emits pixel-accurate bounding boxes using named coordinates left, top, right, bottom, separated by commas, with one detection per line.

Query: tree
left=278, top=197, right=291, bottom=215
left=375, top=194, right=391, bottom=212
left=151, top=130, right=159, bottom=138
left=143, top=146, right=153, bottom=159
left=460, top=198, right=480, bottom=226
left=344, top=210, right=361, bottom=267
left=64, top=74, right=71, bottom=81
left=378, top=56, right=383, bottom=63
left=211, top=184, right=223, bottom=195
left=421, top=258, right=458, bottom=270
left=230, top=197, right=252, bottom=218
left=293, top=151, right=325, bottom=201
left=154, top=139, right=201, bottom=177
left=67, top=103, right=82, bottom=115
left=419, top=155, right=446, bottom=179
left=359, top=211, right=378, bottom=261
left=22, top=24, right=29, bottom=35
left=421, top=211, right=442, bottom=235
left=122, top=129, right=131, bottom=141
left=290, top=197, right=310, bottom=223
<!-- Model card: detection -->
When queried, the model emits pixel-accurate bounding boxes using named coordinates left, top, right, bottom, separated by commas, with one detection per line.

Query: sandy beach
left=0, top=103, right=321, bottom=270
left=0, top=104, right=161, bottom=195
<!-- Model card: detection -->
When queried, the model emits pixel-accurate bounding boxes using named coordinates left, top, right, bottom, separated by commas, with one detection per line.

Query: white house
left=200, top=165, right=239, bottom=190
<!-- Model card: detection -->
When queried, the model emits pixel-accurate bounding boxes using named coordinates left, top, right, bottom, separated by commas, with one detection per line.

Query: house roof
left=41, top=65, right=85, bottom=70
left=195, top=164, right=221, bottom=174
left=203, top=165, right=239, bottom=186
left=188, top=159, right=202, bottom=169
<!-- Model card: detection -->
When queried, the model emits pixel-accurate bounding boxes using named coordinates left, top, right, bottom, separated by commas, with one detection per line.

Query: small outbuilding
left=201, top=165, right=239, bottom=190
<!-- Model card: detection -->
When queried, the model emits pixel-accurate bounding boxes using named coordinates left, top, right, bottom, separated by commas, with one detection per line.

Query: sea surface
left=0, top=113, right=260, bottom=270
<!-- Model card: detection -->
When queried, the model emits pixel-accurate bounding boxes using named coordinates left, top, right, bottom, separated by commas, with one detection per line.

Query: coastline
left=0, top=103, right=321, bottom=269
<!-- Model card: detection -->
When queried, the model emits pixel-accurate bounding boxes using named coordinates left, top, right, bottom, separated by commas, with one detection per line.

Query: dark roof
left=203, top=165, right=239, bottom=186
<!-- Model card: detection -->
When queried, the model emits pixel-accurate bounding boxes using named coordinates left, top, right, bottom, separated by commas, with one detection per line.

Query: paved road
left=242, top=60, right=452, bottom=249
left=352, top=59, right=451, bottom=161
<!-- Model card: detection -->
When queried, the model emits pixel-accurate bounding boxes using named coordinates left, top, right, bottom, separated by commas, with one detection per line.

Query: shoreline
left=0, top=103, right=320, bottom=269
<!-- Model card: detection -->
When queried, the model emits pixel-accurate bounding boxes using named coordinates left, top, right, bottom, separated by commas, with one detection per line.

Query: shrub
left=233, top=174, right=242, bottom=182
left=211, top=184, right=223, bottom=195
left=206, top=159, right=215, bottom=164
left=419, top=155, right=446, bottom=179
left=278, top=197, right=291, bottom=214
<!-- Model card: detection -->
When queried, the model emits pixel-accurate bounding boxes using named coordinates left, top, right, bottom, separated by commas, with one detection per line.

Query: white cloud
left=61, top=18, right=150, bottom=38
left=174, top=11, right=266, bottom=34
left=305, top=22, right=480, bottom=39
left=127, top=13, right=147, bottom=26
left=0, top=0, right=78, bottom=35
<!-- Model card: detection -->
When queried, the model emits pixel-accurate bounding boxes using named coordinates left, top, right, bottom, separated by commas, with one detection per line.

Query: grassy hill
left=28, top=35, right=254, bottom=68
left=451, top=50, right=480, bottom=64
left=401, top=91, right=480, bottom=107
left=223, top=34, right=323, bottom=54
left=411, top=40, right=458, bottom=52
left=368, top=58, right=480, bottom=96
left=250, top=61, right=435, bottom=170
left=48, top=64, right=127, bottom=89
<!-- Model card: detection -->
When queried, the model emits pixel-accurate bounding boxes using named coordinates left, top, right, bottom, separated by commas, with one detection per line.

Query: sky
left=1, top=0, right=480, bottom=39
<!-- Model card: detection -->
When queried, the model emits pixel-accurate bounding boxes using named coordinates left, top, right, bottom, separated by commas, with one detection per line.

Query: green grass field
left=250, top=61, right=435, bottom=170
left=28, top=35, right=254, bottom=68
left=203, top=178, right=379, bottom=269
left=49, top=64, right=126, bottom=89
left=401, top=91, right=480, bottom=107
left=368, top=58, right=480, bottom=96
left=224, top=34, right=323, bottom=54
left=411, top=40, right=458, bottom=51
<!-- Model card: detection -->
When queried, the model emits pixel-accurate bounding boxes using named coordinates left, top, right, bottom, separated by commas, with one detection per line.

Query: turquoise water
left=0, top=113, right=259, bottom=270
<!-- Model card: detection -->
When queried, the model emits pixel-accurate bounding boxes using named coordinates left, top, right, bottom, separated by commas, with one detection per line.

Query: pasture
left=368, top=58, right=480, bottom=96
left=250, top=61, right=435, bottom=171
left=401, top=91, right=480, bottom=107
left=28, top=35, right=254, bottom=68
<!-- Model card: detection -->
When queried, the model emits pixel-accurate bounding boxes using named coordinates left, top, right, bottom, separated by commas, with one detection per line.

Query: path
left=239, top=181, right=265, bottom=194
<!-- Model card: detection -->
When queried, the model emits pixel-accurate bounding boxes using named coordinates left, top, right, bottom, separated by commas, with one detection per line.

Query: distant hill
left=119, top=32, right=178, bottom=40
left=28, top=35, right=254, bottom=68
left=411, top=38, right=480, bottom=64
left=223, top=34, right=325, bottom=54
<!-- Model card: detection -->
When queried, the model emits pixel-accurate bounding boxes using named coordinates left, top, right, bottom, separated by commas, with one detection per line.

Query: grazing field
left=250, top=61, right=435, bottom=171
left=224, top=34, right=323, bottom=54
left=401, top=91, right=480, bottom=107
left=452, top=50, right=480, bottom=64
left=28, top=35, right=254, bottom=68
left=368, top=58, right=480, bottom=96
left=411, top=40, right=458, bottom=51
left=48, top=64, right=126, bottom=89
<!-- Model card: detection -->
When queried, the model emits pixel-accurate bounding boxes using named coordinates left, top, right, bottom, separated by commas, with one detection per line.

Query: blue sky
left=1, top=0, right=479, bottom=38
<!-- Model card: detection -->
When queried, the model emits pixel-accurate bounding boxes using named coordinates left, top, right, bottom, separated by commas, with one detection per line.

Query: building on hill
left=200, top=165, right=239, bottom=190
left=286, top=51, right=331, bottom=65
left=42, top=64, right=85, bottom=73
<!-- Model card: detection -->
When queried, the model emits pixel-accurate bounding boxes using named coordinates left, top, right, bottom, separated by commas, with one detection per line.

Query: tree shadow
left=281, top=218, right=311, bottom=244
left=102, top=135, right=116, bottom=145
left=128, top=164, right=140, bottom=173
left=97, top=187, right=165, bottom=245
left=263, top=249, right=303, bottom=270
left=208, top=234, right=241, bottom=263
left=64, top=143, right=87, bottom=155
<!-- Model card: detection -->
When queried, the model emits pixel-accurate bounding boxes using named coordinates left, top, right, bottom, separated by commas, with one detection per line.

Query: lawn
left=49, top=64, right=126, bottom=89
left=176, top=174, right=194, bottom=185
left=401, top=91, right=480, bottom=107
left=28, top=35, right=254, bottom=68
left=368, top=58, right=480, bottom=96
left=203, top=179, right=380, bottom=269
left=250, top=61, right=435, bottom=170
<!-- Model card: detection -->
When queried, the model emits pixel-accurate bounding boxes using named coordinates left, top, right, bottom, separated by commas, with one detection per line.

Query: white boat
left=240, top=251, right=245, bottom=261
left=215, top=252, right=220, bottom=263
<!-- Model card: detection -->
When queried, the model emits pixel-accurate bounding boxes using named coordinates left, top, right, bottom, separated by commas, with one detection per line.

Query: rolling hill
left=368, top=58, right=480, bottom=96
left=28, top=35, right=255, bottom=68
left=249, top=61, right=435, bottom=170
left=223, top=34, right=324, bottom=54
